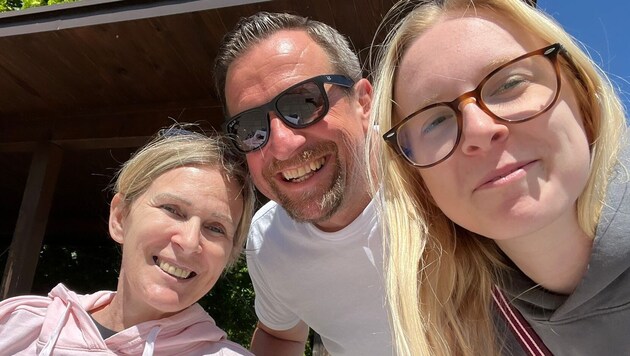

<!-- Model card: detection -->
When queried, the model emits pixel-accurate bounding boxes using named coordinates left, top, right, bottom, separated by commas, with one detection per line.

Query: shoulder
left=0, top=293, right=51, bottom=316
left=248, top=200, right=298, bottom=245
left=252, top=200, right=281, bottom=222
left=0, top=283, right=71, bottom=313
left=0, top=289, right=57, bottom=353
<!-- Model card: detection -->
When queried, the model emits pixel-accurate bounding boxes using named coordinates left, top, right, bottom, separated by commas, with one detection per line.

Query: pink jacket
left=0, top=283, right=252, bottom=356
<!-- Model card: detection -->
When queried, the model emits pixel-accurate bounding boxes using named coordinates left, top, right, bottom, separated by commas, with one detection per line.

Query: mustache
left=265, top=142, right=336, bottom=173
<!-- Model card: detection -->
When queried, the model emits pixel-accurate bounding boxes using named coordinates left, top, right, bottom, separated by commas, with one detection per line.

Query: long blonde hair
left=367, top=0, right=627, bottom=354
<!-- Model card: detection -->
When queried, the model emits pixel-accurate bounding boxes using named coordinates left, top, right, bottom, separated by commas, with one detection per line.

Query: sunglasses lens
left=227, top=109, right=269, bottom=152
left=276, top=82, right=326, bottom=126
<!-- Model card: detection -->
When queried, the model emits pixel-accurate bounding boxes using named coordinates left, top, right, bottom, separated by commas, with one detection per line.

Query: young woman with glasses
left=368, top=0, right=628, bottom=355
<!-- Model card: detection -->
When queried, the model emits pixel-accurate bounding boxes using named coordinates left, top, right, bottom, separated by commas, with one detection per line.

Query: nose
left=263, top=113, right=307, bottom=160
left=171, top=219, right=202, bottom=255
left=458, top=100, right=509, bottom=156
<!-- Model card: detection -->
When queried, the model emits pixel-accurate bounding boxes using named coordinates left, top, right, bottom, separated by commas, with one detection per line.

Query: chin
left=150, top=298, right=192, bottom=315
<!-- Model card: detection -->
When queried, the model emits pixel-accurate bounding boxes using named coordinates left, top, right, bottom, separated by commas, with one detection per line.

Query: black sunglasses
left=223, top=74, right=355, bottom=153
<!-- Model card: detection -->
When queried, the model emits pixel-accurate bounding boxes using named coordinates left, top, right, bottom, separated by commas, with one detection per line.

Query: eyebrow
left=153, top=193, right=192, bottom=206
left=153, top=193, right=236, bottom=225
left=485, top=54, right=514, bottom=72
left=408, top=53, right=519, bottom=112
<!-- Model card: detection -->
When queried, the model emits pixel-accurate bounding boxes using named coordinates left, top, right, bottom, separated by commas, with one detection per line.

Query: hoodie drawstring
left=39, top=302, right=71, bottom=356
left=141, top=326, right=162, bottom=356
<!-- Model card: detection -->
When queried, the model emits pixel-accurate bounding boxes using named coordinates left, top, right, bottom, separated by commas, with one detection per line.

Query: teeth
left=157, top=259, right=192, bottom=279
left=282, top=158, right=325, bottom=181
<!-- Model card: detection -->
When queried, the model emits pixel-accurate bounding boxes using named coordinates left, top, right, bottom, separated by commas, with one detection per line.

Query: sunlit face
left=109, top=165, right=243, bottom=319
left=393, top=10, right=590, bottom=242
left=224, top=30, right=372, bottom=230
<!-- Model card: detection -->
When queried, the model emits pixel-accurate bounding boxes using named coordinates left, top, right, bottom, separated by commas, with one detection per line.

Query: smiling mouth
left=153, top=256, right=196, bottom=280
left=281, top=157, right=325, bottom=182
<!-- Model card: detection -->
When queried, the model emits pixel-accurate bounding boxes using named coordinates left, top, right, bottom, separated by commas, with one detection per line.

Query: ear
left=353, top=78, right=373, bottom=134
left=109, top=193, right=126, bottom=244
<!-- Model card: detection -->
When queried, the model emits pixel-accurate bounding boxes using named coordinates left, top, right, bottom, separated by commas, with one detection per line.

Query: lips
left=476, top=160, right=537, bottom=190
left=153, top=256, right=196, bottom=280
left=281, top=157, right=325, bottom=182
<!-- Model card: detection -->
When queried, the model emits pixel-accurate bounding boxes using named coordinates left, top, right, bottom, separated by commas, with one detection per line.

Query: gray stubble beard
left=277, top=155, right=345, bottom=224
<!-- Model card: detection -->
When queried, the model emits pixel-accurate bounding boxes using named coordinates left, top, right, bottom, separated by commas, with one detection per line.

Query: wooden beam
left=0, top=136, right=151, bottom=153
left=1, top=142, right=63, bottom=299
left=0, top=98, right=223, bottom=146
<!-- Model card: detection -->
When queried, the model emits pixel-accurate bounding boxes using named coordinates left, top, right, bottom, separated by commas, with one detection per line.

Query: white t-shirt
left=246, top=195, right=392, bottom=355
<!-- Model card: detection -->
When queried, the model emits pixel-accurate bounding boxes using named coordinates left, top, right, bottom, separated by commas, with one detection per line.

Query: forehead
left=142, top=166, right=238, bottom=200
left=224, top=30, right=334, bottom=116
left=394, top=9, right=544, bottom=112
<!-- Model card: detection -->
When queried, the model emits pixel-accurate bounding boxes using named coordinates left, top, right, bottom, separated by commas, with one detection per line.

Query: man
left=213, top=12, right=391, bottom=355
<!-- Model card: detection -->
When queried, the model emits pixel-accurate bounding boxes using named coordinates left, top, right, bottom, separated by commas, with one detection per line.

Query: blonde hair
left=367, top=0, right=627, bottom=354
left=112, top=124, right=255, bottom=268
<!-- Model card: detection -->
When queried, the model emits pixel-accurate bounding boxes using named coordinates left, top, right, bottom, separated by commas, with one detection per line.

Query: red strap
left=492, top=287, right=553, bottom=356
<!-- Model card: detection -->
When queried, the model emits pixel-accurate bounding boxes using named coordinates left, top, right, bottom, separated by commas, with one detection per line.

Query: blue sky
left=538, top=1, right=630, bottom=111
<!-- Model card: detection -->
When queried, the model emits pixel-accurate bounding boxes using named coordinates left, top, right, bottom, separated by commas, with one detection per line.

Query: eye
left=161, top=204, right=184, bottom=218
left=483, top=64, right=539, bottom=105
left=203, top=223, right=231, bottom=239
left=418, top=107, right=457, bottom=136
left=490, top=75, right=529, bottom=97
left=422, top=115, right=449, bottom=135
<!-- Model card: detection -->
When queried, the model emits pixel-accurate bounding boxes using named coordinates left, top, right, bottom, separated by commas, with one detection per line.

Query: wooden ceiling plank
left=147, top=14, right=219, bottom=93
left=113, top=18, right=201, bottom=100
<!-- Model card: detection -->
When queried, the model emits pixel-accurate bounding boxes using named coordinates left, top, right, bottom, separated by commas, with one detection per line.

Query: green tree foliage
left=22, top=0, right=77, bottom=9
left=199, top=258, right=258, bottom=346
left=0, top=0, right=22, bottom=11
left=0, top=0, right=78, bottom=12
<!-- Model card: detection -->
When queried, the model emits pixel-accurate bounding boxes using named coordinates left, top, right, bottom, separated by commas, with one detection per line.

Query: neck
left=91, top=275, right=171, bottom=331
left=91, top=295, right=125, bottom=332
left=314, top=189, right=373, bottom=232
left=314, top=159, right=377, bottom=232
left=496, top=211, right=593, bottom=295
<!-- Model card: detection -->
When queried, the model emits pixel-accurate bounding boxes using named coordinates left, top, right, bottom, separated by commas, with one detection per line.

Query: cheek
left=555, top=76, right=589, bottom=140
left=199, top=243, right=230, bottom=277
left=336, top=120, right=368, bottom=158
left=548, top=90, right=590, bottom=168
left=419, top=166, right=460, bottom=210
left=208, top=240, right=232, bottom=262
left=246, top=153, right=268, bottom=184
left=328, top=103, right=365, bottom=136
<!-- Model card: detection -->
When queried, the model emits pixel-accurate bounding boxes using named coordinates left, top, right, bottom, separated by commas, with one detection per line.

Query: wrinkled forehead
left=224, top=30, right=334, bottom=116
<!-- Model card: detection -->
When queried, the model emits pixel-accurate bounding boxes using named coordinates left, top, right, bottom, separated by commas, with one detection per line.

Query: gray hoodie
left=503, top=135, right=630, bottom=356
